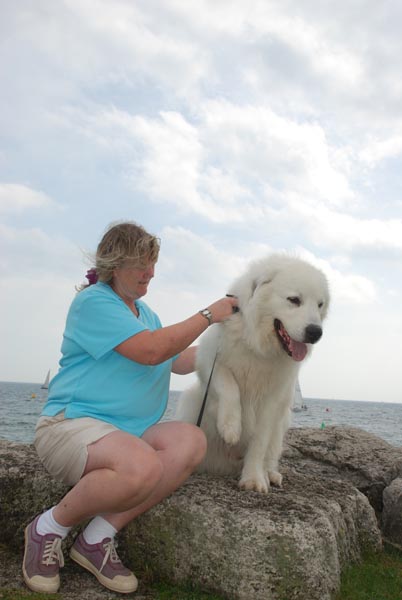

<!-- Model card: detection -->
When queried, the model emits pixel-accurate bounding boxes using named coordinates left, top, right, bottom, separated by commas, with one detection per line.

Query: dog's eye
left=287, top=296, right=301, bottom=306
left=318, top=301, right=324, bottom=308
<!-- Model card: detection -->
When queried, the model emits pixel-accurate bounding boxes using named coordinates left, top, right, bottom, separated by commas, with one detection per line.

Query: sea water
left=0, top=381, right=182, bottom=444
left=1, top=380, right=402, bottom=447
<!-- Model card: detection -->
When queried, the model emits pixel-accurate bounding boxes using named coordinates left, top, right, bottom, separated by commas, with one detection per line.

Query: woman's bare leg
left=102, top=421, right=206, bottom=531
left=52, top=421, right=206, bottom=529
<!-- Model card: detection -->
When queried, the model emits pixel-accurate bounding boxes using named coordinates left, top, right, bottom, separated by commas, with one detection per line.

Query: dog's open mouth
left=274, top=319, right=308, bottom=362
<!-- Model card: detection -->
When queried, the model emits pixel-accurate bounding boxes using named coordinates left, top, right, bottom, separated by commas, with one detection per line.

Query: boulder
left=283, top=426, right=402, bottom=516
left=0, top=440, right=68, bottom=549
left=121, top=472, right=380, bottom=600
left=382, top=477, right=402, bottom=545
left=2, top=426, right=401, bottom=599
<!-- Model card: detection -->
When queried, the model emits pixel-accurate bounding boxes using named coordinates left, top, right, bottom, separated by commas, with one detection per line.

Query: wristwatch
left=199, top=308, right=213, bottom=326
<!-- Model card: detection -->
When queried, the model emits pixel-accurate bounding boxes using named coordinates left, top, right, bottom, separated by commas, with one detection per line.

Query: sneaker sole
left=22, top=525, right=60, bottom=594
left=70, top=547, right=138, bottom=594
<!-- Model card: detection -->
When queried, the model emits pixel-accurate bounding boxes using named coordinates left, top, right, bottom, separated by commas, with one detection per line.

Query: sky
left=1, top=0, right=402, bottom=403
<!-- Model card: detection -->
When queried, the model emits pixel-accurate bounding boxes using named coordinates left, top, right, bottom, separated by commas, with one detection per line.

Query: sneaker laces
left=42, top=537, right=64, bottom=568
left=100, top=539, right=121, bottom=573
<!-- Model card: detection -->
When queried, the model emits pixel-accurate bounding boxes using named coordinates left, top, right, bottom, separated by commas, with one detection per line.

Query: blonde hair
left=79, top=221, right=160, bottom=290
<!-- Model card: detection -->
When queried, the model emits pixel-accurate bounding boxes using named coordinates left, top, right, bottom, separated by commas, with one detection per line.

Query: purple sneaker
left=70, top=533, right=138, bottom=594
left=22, top=515, right=64, bottom=593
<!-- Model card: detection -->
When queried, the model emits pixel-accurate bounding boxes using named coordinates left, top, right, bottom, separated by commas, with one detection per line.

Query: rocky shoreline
left=1, top=426, right=402, bottom=599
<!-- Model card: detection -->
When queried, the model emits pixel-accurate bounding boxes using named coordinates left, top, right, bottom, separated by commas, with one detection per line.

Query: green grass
left=0, top=587, right=224, bottom=600
left=150, top=546, right=402, bottom=599
left=149, top=583, right=225, bottom=599
left=335, top=545, right=402, bottom=600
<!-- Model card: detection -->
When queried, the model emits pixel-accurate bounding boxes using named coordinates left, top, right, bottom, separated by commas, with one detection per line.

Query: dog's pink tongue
left=290, top=340, right=308, bottom=362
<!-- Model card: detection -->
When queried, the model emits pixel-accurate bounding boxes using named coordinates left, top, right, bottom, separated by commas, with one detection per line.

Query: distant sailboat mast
left=292, top=379, right=307, bottom=411
left=41, top=370, right=50, bottom=389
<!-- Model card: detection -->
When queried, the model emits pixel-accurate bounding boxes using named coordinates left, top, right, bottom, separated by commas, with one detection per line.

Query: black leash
left=196, top=295, right=238, bottom=427
left=196, top=353, right=218, bottom=427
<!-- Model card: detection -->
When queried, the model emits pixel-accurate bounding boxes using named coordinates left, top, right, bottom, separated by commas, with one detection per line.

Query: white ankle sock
left=36, top=507, right=72, bottom=539
left=82, top=516, right=118, bottom=545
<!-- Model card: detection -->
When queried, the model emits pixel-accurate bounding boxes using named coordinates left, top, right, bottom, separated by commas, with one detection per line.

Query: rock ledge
left=2, top=426, right=402, bottom=600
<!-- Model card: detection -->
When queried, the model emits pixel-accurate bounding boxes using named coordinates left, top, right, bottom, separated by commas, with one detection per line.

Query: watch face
left=200, top=309, right=212, bottom=323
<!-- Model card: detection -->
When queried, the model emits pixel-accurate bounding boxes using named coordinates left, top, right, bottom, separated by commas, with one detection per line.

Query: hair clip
left=85, top=268, right=98, bottom=285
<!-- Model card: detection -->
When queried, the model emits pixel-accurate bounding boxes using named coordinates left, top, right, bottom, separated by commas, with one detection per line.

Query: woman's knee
left=96, top=435, right=163, bottom=496
left=123, top=446, right=163, bottom=494
left=178, top=423, right=207, bottom=468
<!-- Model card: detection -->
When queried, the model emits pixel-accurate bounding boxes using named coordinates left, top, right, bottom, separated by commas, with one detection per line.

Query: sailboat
left=41, top=370, right=50, bottom=390
left=292, top=379, right=307, bottom=412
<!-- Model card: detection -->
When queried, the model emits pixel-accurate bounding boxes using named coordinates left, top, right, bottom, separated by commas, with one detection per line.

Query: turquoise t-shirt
left=42, top=282, right=174, bottom=436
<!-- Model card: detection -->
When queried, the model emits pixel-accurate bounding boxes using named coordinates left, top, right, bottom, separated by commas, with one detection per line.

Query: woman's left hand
left=172, top=347, right=197, bottom=375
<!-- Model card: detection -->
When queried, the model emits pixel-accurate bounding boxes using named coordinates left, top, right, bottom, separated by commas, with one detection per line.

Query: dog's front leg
left=263, top=408, right=291, bottom=488
left=213, top=365, right=242, bottom=446
left=239, top=443, right=269, bottom=493
left=239, top=403, right=280, bottom=493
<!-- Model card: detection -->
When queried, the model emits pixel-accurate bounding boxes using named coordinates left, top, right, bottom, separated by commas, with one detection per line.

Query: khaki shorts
left=34, top=412, right=119, bottom=487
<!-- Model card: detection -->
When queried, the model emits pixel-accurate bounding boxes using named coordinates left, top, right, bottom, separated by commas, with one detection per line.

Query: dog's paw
left=267, top=470, right=283, bottom=487
left=218, top=418, right=241, bottom=446
left=239, top=475, right=269, bottom=494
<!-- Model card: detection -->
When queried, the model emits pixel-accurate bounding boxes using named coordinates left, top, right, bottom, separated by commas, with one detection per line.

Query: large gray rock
left=382, top=477, right=402, bottom=545
left=283, top=426, right=402, bottom=516
left=0, top=440, right=69, bottom=549
left=121, top=472, right=380, bottom=600
left=1, top=427, right=400, bottom=599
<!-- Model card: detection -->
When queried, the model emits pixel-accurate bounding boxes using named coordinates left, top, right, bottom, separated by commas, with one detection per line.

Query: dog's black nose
left=304, top=324, right=322, bottom=344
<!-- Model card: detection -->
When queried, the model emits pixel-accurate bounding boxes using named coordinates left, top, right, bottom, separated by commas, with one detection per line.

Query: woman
left=23, top=221, right=237, bottom=595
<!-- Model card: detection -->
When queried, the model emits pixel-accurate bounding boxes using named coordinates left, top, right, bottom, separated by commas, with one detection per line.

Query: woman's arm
left=114, top=296, right=237, bottom=365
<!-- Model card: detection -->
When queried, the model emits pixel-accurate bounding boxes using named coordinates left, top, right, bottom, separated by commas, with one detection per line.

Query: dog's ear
left=237, top=255, right=280, bottom=304
left=251, top=278, right=273, bottom=297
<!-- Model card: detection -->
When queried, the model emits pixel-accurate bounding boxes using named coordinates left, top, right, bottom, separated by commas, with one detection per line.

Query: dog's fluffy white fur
left=176, top=254, right=330, bottom=493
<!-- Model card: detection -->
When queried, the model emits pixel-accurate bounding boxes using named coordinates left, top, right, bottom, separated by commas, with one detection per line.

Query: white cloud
left=157, top=226, right=250, bottom=294
left=2, top=0, right=209, bottom=106
left=50, top=100, right=402, bottom=263
left=129, top=112, right=205, bottom=215
left=200, top=100, right=354, bottom=207
left=0, top=224, right=85, bottom=383
left=0, top=223, right=83, bottom=279
left=65, top=101, right=354, bottom=218
left=128, top=109, right=271, bottom=222
left=296, top=248, right=377, bottom=305
left=0, top=274, right=76, bottom=383
left=3, top=0, right=402, bottom=137
left=290, top=201, right=402, bottom=256
left=248, top=2, right=365, bottom=88
left=359, top=134, right=402, bottom=166
left=0, top=184, right=55, bottom=215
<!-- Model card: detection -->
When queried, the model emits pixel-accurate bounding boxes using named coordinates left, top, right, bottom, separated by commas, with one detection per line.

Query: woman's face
left=112, top=260, right=156, bottom=301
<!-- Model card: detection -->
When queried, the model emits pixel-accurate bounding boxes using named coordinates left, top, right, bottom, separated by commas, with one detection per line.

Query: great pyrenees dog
left=176, top=254, right=330, bottom=493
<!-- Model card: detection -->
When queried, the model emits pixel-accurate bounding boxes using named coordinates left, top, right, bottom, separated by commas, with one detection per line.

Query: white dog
left=176, top=254, right=329, bottom=493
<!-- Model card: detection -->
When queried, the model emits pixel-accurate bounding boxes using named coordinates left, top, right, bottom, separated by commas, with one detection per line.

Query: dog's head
left=228, top=254, right=330, bottom=360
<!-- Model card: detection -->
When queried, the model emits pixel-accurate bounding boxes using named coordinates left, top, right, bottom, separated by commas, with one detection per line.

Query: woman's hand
left=172, top=346, right=197, bottom=374
left=206, top=296, right=239, bottom=324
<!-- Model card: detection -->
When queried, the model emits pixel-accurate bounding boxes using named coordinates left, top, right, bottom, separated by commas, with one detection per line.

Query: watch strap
left=199, top=308, right=212, bottom=325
